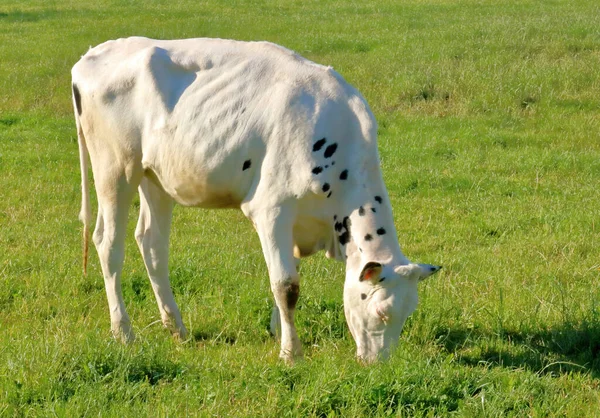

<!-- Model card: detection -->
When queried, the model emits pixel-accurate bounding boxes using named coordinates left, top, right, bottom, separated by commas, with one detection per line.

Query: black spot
left=337, top=216, right=352, bottom=246
left=379, top=277, right=386, bottom=282
left=358, top=206, right=365, bottom=216
left=374, top=196, right=382, bottom=204
left=332, top=161, right=335, bottom=166
left=364, top=234, right=373, bottom=241
left=333, top=215, right=337, bottom=221
left=286, top=283, right=300, bottom=310
left=339, top=232, right=350, bottom=246
left=324, top=143, right=338, bottom=158
left=360, top=293, right=367, bottom=300
left=359, top=247, right=363, bottom=253
left=312, top=166, right=323, bottom=175
left=242, top=159, right=252, bottom=171
left=377, top=228, right=386, bottom=235
left=313, top=138, right=326, bottom=152
left=371, top=208, right=377, bottom=213
left=322, top=183, right=330, bottom=192
left=327, top=191, right=332, bottom=198
left=342, top=216, right=351, bottom=230
left=339, top=170, right=348, bottom=180
left=72, top=84, right=82, bottom=116
left=325, top=165, right=329, bottom=169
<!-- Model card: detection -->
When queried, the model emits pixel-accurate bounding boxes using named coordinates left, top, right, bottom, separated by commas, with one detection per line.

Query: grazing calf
left=72, top=37, right=440, bottom=363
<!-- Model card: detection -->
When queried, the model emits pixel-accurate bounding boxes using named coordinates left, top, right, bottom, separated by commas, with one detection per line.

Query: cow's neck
left=336, top=170, right=409, bottom=271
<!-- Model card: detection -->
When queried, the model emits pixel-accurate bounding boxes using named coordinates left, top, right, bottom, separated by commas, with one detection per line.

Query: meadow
left=1, top=0, right=600, bottom=415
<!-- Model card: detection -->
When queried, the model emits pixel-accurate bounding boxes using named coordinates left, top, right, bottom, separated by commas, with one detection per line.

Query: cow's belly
left=143, top=159, right=248, bottom=209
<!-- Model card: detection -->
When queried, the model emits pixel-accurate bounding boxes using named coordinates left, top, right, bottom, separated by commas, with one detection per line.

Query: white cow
left=72, top=37, right=440, bottom=363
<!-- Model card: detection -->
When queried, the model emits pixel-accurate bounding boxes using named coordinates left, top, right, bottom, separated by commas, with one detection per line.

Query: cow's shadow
left=433, top=320, right=600, bottom=378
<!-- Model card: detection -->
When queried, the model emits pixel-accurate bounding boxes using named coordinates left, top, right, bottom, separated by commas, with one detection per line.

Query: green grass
left=2, top=0, right=600, bottom=415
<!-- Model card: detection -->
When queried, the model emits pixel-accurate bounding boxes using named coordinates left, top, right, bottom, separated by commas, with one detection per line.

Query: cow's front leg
left=251, top=204, right=302, bottom=363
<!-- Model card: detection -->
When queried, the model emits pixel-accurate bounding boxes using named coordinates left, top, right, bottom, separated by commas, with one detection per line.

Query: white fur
left=72, top=37, right=439, bottom=362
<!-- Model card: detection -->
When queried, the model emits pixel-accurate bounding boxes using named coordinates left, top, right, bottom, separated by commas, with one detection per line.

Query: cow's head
left=343, top=261, right=440, bottom=363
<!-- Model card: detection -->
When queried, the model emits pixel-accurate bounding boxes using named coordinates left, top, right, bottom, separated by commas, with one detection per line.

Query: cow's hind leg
left=93, top=169, right=140, bottom=342
left=135, top=177, right=187, bottom=340
left=250, top=203, right=302, bottom=363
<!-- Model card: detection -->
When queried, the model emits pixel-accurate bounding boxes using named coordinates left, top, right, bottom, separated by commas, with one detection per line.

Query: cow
left=71, top=37, right=440, bottom=363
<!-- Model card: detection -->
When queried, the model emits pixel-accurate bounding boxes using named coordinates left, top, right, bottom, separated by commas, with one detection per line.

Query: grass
left=2, top=0, right=600, bottom=415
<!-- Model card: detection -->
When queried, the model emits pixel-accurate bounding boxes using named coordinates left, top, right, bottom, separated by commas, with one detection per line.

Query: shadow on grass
left=192, top=328, right=237, bottom=345
left=434, top=320, right=600, bottom=378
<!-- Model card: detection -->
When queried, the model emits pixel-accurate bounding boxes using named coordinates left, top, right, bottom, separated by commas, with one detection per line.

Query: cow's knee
left=272, top=278, right=300, bottom=314
left=285, top=282, right=300, bottom=311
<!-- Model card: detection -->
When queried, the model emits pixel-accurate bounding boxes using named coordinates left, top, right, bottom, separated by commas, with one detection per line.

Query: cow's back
left=72, top=37, right=376, bottom=209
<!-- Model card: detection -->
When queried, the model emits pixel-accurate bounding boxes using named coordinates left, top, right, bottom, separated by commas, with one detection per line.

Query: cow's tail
left=73, top=83, right=91, bottom=276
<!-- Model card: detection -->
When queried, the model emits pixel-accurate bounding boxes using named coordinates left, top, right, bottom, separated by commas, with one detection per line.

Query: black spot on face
left=360, top=293, right=367, bottom=300
left=312, top=166, right=323, bottom=175
left=374, top=196, right=382, bottom=204
left=313, top=138, right=326, bottom=152
left=371, top=208, right=377, bottom=213
left=333, top=215, right=337, bottom=221
left=377, top=228, right=386, bottom=235
left=322, top=183, right=330, bottom=192
left=327, top=191, right=332, bottom=198
left=72, top=84, right=82, bottom=116
left=335, top=222, right=343, bottom=232
left=364, top=234, right=373, bottom=241
left=339, top=170, right=348, bottom=180
left=358, top=206, right=365, bottom=216
left=242, top=159, right=252, bottom=171
left=324, top=143, right=338, bottom=158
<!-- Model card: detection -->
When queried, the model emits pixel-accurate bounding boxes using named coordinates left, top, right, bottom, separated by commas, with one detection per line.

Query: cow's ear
left=359, top=261, right=382, bottom=282
left=395, top=263, right=441, bottom=281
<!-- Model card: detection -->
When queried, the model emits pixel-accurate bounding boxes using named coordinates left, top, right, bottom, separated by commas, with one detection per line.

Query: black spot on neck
left=377, top=228, right=386, bottom=235
left=374, top=196, right=382, bottom=204
left=342, top=216, right=351, bottom=230
left=339, top=231, right=350, bottom=245
left=313, top=138, right=326, bottom=152
left=72, top=83, right=82, bottom=116
left=364, top=234, right=373, bottom=241
left=322, top=183, right=330, bottom=192
left=324, top=143, right=338, bottom=158
left=339, top=170, right=348, bottom=180
left=312, top=166, right=323, bottom=175
left=358, top=206, right=365, bottom=216
left=242, top=159, right=252, bottom=171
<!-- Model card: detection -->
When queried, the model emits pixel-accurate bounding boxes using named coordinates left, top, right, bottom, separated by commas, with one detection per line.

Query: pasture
left=1, top=0, right=600, bottom=415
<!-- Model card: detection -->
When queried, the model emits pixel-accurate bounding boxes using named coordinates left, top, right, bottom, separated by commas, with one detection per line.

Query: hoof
left=111, top=321, right=135, bottom=343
